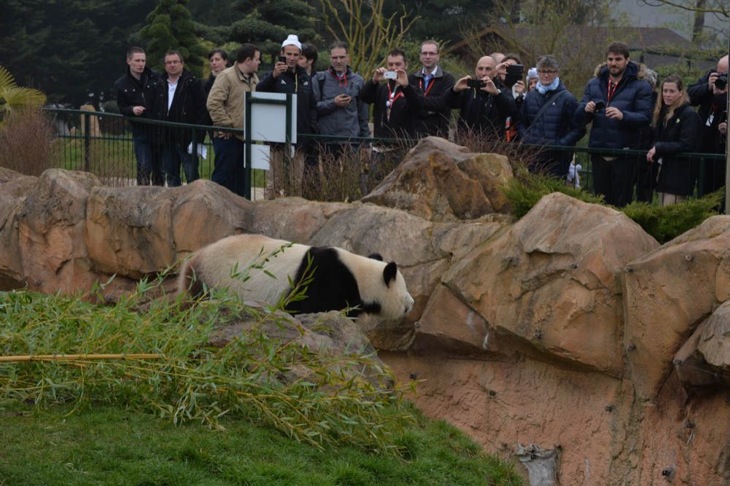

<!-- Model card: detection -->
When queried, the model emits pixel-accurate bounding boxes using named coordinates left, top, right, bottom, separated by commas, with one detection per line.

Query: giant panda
left=177, top=234, right=414, bottom=319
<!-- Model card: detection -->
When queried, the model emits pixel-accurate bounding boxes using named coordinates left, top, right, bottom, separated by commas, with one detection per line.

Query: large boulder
left=623, top=216, right=730, bottom=400
left=17, top=169, right=101, bottom=293
left=441, top=192, right=659, bottom=375
left=0, top=168, right=37, bottom=289
left=362, top=136, right=513, bottom=221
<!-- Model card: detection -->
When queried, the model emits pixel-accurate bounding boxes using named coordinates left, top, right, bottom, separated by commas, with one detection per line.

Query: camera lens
left=715, top=74, right=728, bottom=90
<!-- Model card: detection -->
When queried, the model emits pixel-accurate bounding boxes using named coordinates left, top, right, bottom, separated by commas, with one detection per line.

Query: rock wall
left=1, top=138, right=729, bottom=485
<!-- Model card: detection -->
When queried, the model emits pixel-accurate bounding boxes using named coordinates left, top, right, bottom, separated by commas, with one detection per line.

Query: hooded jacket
left=576, top=61, right=653, bottom=149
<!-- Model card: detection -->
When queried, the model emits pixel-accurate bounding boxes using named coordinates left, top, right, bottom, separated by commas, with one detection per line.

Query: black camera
left=594, top=101, right=606, bottom=111
left=466, top=79, right=486, bottom=89
left=715, top=73, right=728, bottom=90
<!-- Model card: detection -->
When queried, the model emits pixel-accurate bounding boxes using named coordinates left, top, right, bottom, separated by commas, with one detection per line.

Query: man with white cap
left=257, top=34, right=318, bottom=198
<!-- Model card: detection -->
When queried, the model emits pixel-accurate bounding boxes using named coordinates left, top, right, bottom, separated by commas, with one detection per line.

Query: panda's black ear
left=369, top=253, right=384, bottom=261
left=383, top=262, right=398, bottom=287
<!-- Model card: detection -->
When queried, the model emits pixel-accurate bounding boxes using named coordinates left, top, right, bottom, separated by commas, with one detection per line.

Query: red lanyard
left=607, top=79, right=619, bottom=103
left=420, top=76, right=435, bottom=96
left=386, top=83, right=404, bottom=121
left=330, top=69, right=347, bottom=88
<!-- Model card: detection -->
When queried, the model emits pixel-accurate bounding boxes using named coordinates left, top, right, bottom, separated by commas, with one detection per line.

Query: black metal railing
left=43, top=107, right=726, bottom=204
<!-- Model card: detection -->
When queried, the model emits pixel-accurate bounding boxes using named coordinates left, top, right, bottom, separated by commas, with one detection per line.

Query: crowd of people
left=114, top=38, right=728, bottom=207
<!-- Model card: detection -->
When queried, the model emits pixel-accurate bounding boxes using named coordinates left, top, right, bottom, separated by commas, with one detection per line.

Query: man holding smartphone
left=443, top=55, right=518, bottom=140
left=311, top=42, right=370, bottom=194
left=257, top=34, right=318, bottom=198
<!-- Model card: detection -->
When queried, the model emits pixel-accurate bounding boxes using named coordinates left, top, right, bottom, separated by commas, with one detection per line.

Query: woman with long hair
left=646, top=74, right=701, bottom=206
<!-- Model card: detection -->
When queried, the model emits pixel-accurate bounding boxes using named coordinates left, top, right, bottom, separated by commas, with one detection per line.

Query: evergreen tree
left=138, top=0, right=207, bottom=77
left=385, top=0, right=493, bottom=46
left=0, top=0, right=151, bottom=106
left=227, top=0, right=321, bottom=62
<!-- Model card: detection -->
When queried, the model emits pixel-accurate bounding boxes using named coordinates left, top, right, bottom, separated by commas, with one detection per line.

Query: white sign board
left=247, top=92, right=297, bottom=144
left=250, top=144, right=270, bottom=170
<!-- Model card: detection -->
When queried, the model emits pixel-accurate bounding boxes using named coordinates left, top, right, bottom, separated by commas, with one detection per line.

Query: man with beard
left=577, top=41, right=653, bottom=207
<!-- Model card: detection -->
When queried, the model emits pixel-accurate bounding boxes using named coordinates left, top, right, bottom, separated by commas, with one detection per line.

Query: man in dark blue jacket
left=577, top=42, right=653, bottom=207
left=520, top=55, right=585, bottom=178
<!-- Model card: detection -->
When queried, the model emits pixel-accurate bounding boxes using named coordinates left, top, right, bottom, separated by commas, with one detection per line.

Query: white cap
left=281, top=34, right=302, bottom=51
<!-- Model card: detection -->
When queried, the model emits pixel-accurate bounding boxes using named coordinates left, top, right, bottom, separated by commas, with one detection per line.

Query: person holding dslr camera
left=443, top=55, right=518, bottom=141
left=688, top=54, right=728, bottom=197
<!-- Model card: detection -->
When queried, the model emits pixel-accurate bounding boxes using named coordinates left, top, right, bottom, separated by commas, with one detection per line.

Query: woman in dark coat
left=646, top=74, right=702, bottom=206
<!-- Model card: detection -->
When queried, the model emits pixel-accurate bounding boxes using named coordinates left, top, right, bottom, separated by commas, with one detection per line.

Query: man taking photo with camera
left=688, top=54, right=728, bottom=198
left=442, top=55, right=518, bottom=141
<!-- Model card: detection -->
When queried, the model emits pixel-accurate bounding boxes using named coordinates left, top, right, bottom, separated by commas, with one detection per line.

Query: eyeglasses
left=538, top=69, right=557, bottom=75
left=421, top=51, right=438, bottom=56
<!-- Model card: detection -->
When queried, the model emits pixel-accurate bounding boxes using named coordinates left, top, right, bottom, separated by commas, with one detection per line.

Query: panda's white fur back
left=177, top=234, right=413, bottom=319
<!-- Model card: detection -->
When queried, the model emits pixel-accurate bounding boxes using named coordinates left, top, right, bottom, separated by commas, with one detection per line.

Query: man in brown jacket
left=207, top=43, right=260, bottom=196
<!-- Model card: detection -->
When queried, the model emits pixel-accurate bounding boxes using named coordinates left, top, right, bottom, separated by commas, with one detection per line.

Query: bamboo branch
left=0, top=353, right=163, bottom=362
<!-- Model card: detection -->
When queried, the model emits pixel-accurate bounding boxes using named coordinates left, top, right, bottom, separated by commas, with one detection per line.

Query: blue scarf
left=536, top=77, right=560, bottom=95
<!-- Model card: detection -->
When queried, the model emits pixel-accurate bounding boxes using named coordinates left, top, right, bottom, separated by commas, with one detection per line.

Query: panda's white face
left=338, top=250, right=414, bottom=320
left=383, top=268, right=415, bottom=319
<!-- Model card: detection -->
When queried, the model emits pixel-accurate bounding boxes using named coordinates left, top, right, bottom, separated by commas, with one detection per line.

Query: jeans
left=132, top=127, right=162, bottom=186
left=211, top=137, right=245, bottom=196
left=162, top=143, right=199, bottom=187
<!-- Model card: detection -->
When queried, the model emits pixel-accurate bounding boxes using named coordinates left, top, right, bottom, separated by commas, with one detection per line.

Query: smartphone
left=466, top=79, right=485, bottom=89
left=594, top=101, right=606, bottom=111
left=278, top=55, right=286, bottom=64
left=504, top=64, right=524, bottom=88
left=383, top=71, right=397, bottom=80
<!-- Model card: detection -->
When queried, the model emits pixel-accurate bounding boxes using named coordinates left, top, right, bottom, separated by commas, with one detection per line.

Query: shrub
left=622, top=191, right=723, bottom=243
left=0, top=108, right=57, bottom=176
left=502, top=171, right=604, bottom=218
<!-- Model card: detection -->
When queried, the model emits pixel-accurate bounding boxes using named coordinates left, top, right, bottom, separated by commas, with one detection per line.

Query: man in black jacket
left=409, top=40, right=455, bottom=138
left=360, top=48, right=419, bottom=141
left=151, top=50, right=207, bottom=187
left=688, top=54, right=728, bottom=197
left=256, top=34, right=318, bottom=198
left=443, top=55, right=518, bottom=141
left=114, top=47, right=162, bottom=186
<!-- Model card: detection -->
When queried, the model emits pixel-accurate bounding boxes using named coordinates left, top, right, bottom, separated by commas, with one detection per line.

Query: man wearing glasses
left=409, top=40, right=455, bottom=138
left=520, top=55, right=585, bottom=178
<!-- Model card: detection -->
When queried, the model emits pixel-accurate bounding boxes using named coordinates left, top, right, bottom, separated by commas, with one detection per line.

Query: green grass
left=0, top=400, right=521, bottom=485
left=0, top=280, right=522, bottom=485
